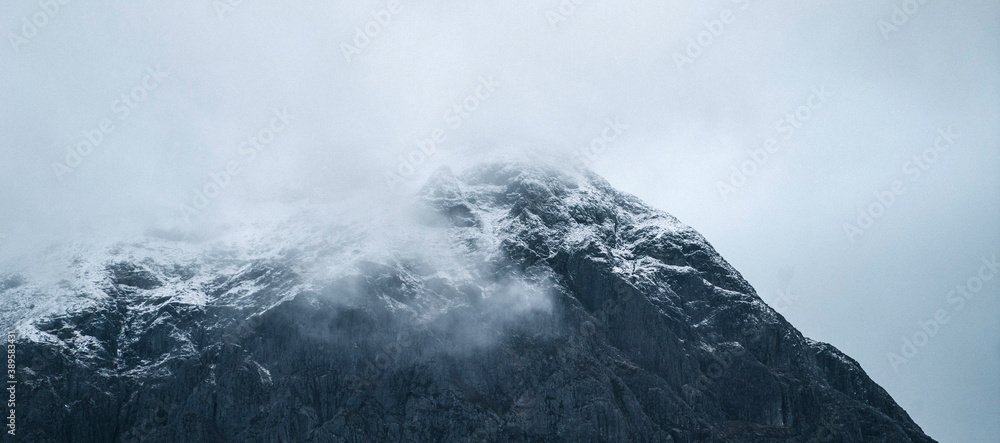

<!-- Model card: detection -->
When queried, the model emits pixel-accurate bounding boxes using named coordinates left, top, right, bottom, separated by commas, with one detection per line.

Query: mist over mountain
left=2, top=1, right=997, bottom=441
left=2, top=163, right=935, bottom=442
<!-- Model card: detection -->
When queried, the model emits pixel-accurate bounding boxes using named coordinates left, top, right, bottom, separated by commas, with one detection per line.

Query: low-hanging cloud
left=0, top=1, right=998, bottom=441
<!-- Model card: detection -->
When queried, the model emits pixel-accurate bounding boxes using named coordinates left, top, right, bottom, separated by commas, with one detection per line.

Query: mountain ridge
left=2, top=161, right=934, bottom=442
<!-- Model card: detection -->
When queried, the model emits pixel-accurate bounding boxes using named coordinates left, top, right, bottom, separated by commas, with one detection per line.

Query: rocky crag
left=1, top=163, right=934, bottom=442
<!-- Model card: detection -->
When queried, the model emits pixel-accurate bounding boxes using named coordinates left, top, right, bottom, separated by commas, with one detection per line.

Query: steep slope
left=2, top=162, right=934, bottom=442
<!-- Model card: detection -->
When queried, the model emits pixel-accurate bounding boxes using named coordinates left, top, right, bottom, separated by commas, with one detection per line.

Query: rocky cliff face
left=2, top=162, right=934, bottom=442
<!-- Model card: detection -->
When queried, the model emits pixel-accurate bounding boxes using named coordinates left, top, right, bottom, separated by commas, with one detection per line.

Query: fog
left=1, top=0, right=997, bottom=440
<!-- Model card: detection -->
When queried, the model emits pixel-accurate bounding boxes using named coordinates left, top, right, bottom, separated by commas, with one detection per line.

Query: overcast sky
left=1, top=1, right=998, bottom=440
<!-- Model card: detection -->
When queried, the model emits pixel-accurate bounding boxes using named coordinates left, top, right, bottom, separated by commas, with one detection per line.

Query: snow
left=1, top=162, right=774, bottom=360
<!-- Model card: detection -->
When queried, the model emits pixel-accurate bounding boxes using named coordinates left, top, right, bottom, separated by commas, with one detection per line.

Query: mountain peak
left=4, top=162, right=934, bottom=442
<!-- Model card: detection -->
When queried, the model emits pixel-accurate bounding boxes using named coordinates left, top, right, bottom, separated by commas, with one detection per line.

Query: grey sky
left=1, top=1, right=997, bottom=440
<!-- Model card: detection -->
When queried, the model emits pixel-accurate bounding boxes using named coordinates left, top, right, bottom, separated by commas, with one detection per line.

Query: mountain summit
left=3, top=162, right=934, bottom=442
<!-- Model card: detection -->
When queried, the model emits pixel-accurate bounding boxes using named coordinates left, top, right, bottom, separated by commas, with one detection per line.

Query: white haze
left=1, top=1, right=998, bottom=441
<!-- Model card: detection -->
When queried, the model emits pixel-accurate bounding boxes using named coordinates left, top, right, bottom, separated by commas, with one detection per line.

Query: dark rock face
left=4, top=163, right=934, bottom=442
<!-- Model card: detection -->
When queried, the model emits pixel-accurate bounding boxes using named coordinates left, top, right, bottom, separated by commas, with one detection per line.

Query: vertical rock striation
left=2, top=162, right=935, bottom=442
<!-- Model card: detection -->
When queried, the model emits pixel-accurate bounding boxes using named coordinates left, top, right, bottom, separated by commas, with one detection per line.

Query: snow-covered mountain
left=2, top=162, right=934, bottom=442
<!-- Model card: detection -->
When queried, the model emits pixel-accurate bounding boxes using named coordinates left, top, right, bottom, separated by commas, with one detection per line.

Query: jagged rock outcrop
left=2, top=162, right=934, bottom=442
